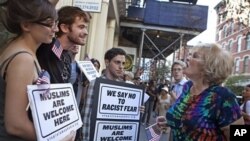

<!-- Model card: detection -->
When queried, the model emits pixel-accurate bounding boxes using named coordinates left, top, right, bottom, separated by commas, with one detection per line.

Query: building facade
left=215, top=1, right=250, bottom=75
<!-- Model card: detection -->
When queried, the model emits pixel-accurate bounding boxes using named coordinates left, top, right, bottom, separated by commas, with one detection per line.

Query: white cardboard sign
left=27, top=83, right=82, bottom=141
left=77, top=61, right=100, bottom=81
left=93, top=121, right=139, bottom=141
left=96, top=83, right=143, bottom=120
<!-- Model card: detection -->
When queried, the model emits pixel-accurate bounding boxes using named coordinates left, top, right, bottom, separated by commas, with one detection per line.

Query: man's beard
left=67, top=35, right=85, bottom=46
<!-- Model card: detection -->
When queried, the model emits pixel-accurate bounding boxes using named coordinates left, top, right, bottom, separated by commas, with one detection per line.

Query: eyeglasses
left=34, top=20, right=59, bottom=29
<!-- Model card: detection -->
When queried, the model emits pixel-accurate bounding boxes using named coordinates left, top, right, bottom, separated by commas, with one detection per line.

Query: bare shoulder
left=5, top=52, right=36, bottom=75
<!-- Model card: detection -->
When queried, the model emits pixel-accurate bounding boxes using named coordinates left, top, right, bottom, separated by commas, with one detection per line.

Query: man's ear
left=105, top=60, right=109, bottom=67
left=59, top=23, right=69, bottom=33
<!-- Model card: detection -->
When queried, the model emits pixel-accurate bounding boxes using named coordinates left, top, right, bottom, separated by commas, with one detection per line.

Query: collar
left=176, top=77, right=187, bottom=85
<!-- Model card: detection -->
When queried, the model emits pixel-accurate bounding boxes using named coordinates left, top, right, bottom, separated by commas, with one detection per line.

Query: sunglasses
left=34, top=20, right=59, bottom=29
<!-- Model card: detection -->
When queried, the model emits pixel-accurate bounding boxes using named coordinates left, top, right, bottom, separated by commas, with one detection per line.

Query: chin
left=43, top=40, right=53, bottom=44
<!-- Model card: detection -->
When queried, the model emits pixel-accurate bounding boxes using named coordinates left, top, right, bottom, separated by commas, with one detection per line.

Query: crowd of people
left=0, top=0, right=249, bottom=141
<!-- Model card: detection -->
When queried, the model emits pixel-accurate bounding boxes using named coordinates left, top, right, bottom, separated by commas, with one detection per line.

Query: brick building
left=214, top=1, right=250, bottom=75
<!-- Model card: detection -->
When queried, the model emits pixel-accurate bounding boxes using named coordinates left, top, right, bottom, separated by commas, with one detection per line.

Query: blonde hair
left=192, top=43, right=233, bottom=85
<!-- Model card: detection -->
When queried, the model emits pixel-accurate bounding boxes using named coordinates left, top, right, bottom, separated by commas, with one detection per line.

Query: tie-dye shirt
left=166, top=81, right=242, bottom=141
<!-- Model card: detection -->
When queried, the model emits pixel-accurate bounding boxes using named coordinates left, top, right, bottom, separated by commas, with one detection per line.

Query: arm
left=4, top=54, right=36, bottom=140
left=220, top=117, right=244, bottom=141
left=242, top=101, right=250, bottom=121
left=169, top=91, right=177, bottom=101
left=242, top=111, right=250, bottom=121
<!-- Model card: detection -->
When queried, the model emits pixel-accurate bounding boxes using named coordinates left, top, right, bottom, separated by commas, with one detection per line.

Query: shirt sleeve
left=216, top=88, right=242, bottom=128
left=245, top=101, right=250, bottom=116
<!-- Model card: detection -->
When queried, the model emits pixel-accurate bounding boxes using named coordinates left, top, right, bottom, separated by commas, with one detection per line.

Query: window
left=223, top=25, right=227, bottom=38
left=222, top=43, right=225, bottom=50
left=237, top=36, right=242, bottom=52
left=235, top=58, right=240, bottom=74
left=247, top=34, right=250, bottom=50
left=243, top=56, right=249, bottom=73
left=228, top=40, right=233, bottom=52
left=218, top=30, right=222, bottom=40
left=228, top=22, right=233, bottom=35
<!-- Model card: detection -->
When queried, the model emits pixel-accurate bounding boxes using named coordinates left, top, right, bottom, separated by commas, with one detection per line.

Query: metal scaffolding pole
left=179, top=34, right=184, bottom=60
left=152, top=36, right=181, bottom=60
left=144, top=33, right=165, bottom=58
left=137, top=29, right=145, bottom=68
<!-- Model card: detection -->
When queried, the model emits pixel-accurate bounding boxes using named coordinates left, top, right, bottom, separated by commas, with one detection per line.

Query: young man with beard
left=36, top=6, right=90, bottom=83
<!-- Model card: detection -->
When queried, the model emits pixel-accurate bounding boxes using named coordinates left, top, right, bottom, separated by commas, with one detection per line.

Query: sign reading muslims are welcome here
left=27, top=84, right=82, bottom=141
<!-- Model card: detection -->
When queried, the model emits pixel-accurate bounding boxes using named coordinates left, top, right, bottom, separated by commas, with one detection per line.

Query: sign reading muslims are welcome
left=27, top=84, right=82, bottom=141
left=90, top=78, right=144, bottom=141
left=73, top=0, right=102, bottom=12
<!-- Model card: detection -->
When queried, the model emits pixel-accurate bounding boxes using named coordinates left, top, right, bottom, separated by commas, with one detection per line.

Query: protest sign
left=94, top=121, right=139, bottom=141
left=90, top=78, right=144, bottom=141
left=27, top=83, right=82, bottom=141
left=77, top=61, right=100, bottom=81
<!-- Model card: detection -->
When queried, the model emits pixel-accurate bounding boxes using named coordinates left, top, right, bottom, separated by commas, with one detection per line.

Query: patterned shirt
left=81, top=75, right=122, bottom=141
left=81, top=78, right=95, bottom=141
left=166, top=81, right=242, bottom=141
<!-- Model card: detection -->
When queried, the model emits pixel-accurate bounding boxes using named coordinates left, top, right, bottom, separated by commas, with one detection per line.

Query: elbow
left=5, top=122, right=23, bottom=137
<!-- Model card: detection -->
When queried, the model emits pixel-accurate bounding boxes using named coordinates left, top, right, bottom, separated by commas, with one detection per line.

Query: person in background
left=124, top=71, right=134, bottom=84
left=0, top=0, right=58, bottom=140
left=156, top=86, right=172, bottom=133
left=68, top=45, right=81, bottom=94
left=90, top=58, right=100, bottom=72
left=156, top=86, right=172, bottom=117
left=141, top=79, right=157, bottom=126
left=158, top=43, right=244, bottom=141
left=241, top=84, right=250, bottom=125
left=133, top=76, right=142, bottom=85
left=170, top=60, right=188, bottom=100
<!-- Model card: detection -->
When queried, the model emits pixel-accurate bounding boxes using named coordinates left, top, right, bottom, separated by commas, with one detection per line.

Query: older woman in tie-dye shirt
left=158, top=43, right=244, bottom=141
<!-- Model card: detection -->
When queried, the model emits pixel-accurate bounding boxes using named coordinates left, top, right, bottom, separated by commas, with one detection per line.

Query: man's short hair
left=104, top=48, right=126, bottom=61
left=171, top=60, right=186, bottom=71
left=56, top=6, right=91, bottom=37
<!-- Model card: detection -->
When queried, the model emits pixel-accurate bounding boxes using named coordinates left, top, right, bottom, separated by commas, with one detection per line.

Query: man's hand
left=156, top=116, right=168, bottom=131
left=139, top=106, right=145, bottom=113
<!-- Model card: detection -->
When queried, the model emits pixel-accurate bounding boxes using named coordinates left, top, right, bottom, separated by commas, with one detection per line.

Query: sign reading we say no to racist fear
left=90, top=78, right=144, bottom=141
left=27, top=84, right=82, bottom=141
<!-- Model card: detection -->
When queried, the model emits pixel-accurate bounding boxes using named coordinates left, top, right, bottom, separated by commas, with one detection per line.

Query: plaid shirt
left=82, top=75, right=120, bottom=141
left=81, top=78, right=95, bottom=141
